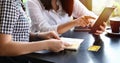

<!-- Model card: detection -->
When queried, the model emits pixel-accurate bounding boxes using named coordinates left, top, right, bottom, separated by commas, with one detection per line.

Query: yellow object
left=88, top=45, right=101, bottom=52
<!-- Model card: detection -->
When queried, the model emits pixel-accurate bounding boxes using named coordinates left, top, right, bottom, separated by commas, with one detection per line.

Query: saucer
left=106, top=29, right=120, bottom=36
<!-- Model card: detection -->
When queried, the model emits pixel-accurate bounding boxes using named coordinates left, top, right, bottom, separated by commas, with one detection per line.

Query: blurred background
left=22, top=0, right=120, bottom=16
left=93, top=0, right=120, bottom=16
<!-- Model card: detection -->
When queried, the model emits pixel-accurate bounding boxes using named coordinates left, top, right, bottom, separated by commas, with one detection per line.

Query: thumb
left=50, top=31, right=60, bottom=40
left=63, top=42, right=72, bottom=47
left=84, top=16, right=96, bottom=20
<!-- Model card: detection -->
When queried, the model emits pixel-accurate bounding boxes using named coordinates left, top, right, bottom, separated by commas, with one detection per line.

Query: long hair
left=40, top=0, right=74, bottom=16
left=21, top=0, right=26, bottom=11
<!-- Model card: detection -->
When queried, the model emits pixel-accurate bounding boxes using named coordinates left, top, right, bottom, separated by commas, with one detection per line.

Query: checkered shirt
left=0, top=0, right=30, bottom=41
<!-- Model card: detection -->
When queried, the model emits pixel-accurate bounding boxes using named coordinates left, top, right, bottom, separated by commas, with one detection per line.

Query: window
left=80, top=0, right=92, bottom=11
left=22, top=0, right=27, bottom=3
left=93, top=0, right=120, bottom=17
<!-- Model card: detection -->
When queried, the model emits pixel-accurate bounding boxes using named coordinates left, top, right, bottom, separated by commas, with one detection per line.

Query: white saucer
left=106, top=30, right=120, bottom=36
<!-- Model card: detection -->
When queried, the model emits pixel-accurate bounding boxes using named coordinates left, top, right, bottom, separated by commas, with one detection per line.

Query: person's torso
left=39, top=0, right=72, bottom=25
left=12, top=0, right=30, bottom=42
left=44, top=10, right=72, bottom=25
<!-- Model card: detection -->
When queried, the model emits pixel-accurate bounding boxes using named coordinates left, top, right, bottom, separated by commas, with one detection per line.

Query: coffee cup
left=110, top=17, right=120, bottom=33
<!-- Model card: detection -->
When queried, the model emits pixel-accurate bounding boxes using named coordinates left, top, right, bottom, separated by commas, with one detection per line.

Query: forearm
left=0, top=41, right=48, bottom=56
left=57, top=20, right=77, bottom=34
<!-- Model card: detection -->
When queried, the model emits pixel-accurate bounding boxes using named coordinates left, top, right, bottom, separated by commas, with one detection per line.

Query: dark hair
left=40, top=0, right=52, bottom=10
left=40, top=0, right=74, bottom=16
left=21, top=0, right=26, bottom=11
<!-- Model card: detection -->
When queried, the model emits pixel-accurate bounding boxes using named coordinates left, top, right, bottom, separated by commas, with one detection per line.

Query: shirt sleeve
left=0, top=0, right=19, bottom=34
left=27, top=0, right=58, bottom=33
left=72, top=0, right=97, bottom=18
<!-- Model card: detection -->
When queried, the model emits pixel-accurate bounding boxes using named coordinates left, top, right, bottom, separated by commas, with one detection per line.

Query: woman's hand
left=88, top=19, right=106, bottom=35
left=38, top=31, right=60, bottom=40
left=45, top=39, right=71, bottom=52
left=74, top=16, right=106, bottom=35
left=94, top=22, right=106, bottom=35
left=74, top=16, right=96, bottom=27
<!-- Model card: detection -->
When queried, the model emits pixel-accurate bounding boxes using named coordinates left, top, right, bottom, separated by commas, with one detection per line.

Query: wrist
left=35, top=33, right=40, bottom=39
left=44, top=40, right=50, bottom=50
left=72, top=19, right=78, bottom=26
left=31, top=33, right=42, bottom=41
left=38, top=40, right=49, bottom=50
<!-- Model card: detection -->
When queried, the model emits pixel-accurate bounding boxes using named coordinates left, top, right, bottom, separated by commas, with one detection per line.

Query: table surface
left=26, top=30, right=120, bottom=63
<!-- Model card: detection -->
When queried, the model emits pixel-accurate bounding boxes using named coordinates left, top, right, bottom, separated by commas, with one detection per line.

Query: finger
left=81, top=17, right=90, bottom=24
left=60, top=48, right=64, bottom=51
left=89, top=22, right=94, bottom=27
left=63, top=42, right=72, bottom=47
left=50, top=31, right=60, bottom=40
left=102, top=22, right=106, bottom=27
left=99, top=25, right=105, bottom=32
left=93, top=30, right=101, bottom=35
left=82, top=16, right=95, bottom=26
left=54, top=49, right=62, bottom=52
left=94, top=33, right=100, bottom=35
left=79, top=18, right=88, bottom=27
left=57, top=48, right=64, bottom=52
left=58, top=47, right=64, bottom=52
left=96, top=30, right=103, bottom=34
left=84, top=16, right=96, bottom=20
left=85, top=16, right=96, bottom=25
left=80, top=21, right=87, bottom=27
left=56, top=45, right=65, bottom=52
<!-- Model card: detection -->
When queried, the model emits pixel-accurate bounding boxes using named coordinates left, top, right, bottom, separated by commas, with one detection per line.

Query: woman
left=27, top=0, right=106, bottom=35
left=0, top=0, right=70, bottom=63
